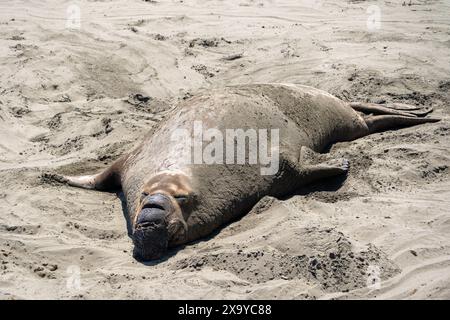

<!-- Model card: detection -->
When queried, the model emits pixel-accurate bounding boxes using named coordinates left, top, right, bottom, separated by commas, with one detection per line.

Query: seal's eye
left=174, top=194, right=189, bottom=205
left=140, top=192, right=149, bottom=202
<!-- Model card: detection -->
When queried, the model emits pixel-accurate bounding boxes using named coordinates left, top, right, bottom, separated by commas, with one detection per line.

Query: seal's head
left=132, top=171, right=194, bottom=261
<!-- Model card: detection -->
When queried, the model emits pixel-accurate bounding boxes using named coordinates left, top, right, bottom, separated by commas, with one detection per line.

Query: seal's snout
left=133, top=193, right=173, bottom=261
left=133, top=211, right=169, bottom=261
left=133, top=192, right=189, bottom=261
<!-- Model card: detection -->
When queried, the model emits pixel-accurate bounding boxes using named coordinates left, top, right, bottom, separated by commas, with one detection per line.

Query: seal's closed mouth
left=135, top=221, right=160, bottom=230
left=133, top=226, right=169, bottom=261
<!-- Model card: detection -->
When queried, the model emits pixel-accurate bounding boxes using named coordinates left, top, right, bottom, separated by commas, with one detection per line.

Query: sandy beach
left=0, top=0, right=449, bottom=299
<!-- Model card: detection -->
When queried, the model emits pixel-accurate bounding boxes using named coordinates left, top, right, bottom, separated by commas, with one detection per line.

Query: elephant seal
left=50, top=83, right=439, bottom=260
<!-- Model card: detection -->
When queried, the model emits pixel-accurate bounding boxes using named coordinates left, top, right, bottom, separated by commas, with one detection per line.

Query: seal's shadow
left=287, top=172, right=348, bottom=198
left=116, top=191, right=133, bottom=237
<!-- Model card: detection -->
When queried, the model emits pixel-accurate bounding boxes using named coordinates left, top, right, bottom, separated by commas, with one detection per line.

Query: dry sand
left=0, top=0, right=449, bottom=299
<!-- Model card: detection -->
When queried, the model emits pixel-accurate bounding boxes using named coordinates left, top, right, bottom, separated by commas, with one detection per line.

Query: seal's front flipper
left=282, top=146, right=350, bottom=186
left=45, top=170, right=120, bottom=191
left=44, top=173, right=95, bottom=189
left=44, top=156, right=125, bottom=191
left=302, top=158, right=350, bottom=184
left=46, top=173, right=96, bottom=189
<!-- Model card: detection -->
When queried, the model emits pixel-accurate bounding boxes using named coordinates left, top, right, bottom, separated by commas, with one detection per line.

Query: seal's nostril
left=142, top=203, right=165, bottom=211
left=136, top=208, right=167, bottom=227
left=141, top=193, right=173, bottom=210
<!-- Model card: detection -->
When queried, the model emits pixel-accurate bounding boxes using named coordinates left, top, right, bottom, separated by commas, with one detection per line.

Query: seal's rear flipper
left=349, top=102, right=433, bottom=117
left=387, top=103, right=434, bottom=117
left=365, top=115, right=440, bottom=134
